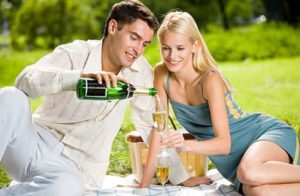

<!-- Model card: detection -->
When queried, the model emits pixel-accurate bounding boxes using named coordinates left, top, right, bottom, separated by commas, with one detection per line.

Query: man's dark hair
left=103, top=0, right=159, bottom=37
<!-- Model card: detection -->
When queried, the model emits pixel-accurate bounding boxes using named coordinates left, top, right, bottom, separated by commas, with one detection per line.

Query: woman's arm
left=140, top=129, right=161, bottom=187
left=139, top=64, right=168, bottom=187
left=140, top=64, right=169, bottom=187
left=140, top=64, right=191, bottom=187
left=164, top=71, right=231, bottom=155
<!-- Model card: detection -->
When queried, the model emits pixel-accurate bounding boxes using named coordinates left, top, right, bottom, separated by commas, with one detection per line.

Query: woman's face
left=159, top=29, right=196, bottom=72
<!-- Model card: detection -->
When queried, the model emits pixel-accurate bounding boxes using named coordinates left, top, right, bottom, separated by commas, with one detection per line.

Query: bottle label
left=85, top=81, right=107, bottom=98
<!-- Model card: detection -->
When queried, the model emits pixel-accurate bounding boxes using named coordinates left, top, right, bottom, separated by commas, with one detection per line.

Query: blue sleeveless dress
left=166, top=72, right=300, bottom=190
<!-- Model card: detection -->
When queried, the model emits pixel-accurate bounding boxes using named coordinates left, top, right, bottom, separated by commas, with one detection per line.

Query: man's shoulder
left=133, top=55, right=153, bottom=71
left=57, top=39, right=101, bottom=54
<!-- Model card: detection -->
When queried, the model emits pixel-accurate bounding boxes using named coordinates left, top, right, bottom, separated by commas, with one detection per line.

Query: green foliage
left=205, top=23, right=300, bottom=61
left=107, top=106, right=135, bottom=175
left=10, top=0, right=101, bottom=50
left=0, top=0, right=23, bottom=28
left=143, top=0, right=220, bottom=28
left=226, top=0, right=256, bottom=25
left=143, top=37, right=161, bottom=66
left=4, top=0, right=300, bottom=51
left=0, top=166, right=10, bottom=188
left=145, top=23, right=300, bottom=64
left=177, top=1, right=220, bottom=30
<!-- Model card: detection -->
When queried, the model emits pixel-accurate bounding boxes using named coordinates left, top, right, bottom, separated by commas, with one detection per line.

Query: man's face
left=108, top=19, right=154, bottom=69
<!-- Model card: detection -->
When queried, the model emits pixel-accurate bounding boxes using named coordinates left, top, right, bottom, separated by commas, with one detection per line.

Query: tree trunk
left=217, top=0, right=229, bottom=30
left=286, top=0, right=300, bottom=25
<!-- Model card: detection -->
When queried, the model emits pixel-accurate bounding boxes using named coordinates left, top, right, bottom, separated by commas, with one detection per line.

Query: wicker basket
left=126, top=130, right=208, bottom=184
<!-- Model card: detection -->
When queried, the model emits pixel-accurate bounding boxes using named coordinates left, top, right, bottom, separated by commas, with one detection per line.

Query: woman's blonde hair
left=157, top=11, right=233, bottom=92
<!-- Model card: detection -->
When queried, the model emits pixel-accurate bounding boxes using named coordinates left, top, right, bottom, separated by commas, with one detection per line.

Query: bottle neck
left=132, top=88, right=152, bottom=96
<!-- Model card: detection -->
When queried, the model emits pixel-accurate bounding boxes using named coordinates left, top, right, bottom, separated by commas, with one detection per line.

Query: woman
left=141, top=11, right=300, bottom=195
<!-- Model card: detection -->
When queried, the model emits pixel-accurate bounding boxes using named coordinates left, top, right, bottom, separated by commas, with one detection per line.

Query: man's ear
left=108, top=19, right=118, bottom=35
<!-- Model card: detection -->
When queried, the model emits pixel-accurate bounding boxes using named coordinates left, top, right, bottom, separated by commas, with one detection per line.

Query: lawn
left=221, top=57, right=300, bottom=127
left=0, top=49, right=300, bottom=188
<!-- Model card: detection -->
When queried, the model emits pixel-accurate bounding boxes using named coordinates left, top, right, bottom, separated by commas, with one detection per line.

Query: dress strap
left=166, top=72, right=172, bottom=98
left=165, top=72, right=178, bottom=130
left=199, top=70, right=213, bottom=101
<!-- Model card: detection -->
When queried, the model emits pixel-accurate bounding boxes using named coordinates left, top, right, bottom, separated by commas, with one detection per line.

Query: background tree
left=286, top=0, right=300, bottom=25
left=0, top=0, right=22, bottom=34
left=143, top=0, right=219, bottom=31
left=263, top=0, right=300, bottom=25
left=3, top=0, right=300, bottom=50
left=10, top=0, right=101, bottom=49
left=217, top=0, right=230, bottom=29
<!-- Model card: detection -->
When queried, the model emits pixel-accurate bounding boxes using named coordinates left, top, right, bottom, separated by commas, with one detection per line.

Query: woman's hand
left=181, top=176, right=213, bottom=187
left=118, top=184, right=140, bottom=188
left=161, top=130, right=187, bottom=151
left=80, top=71, right=128, bottom=88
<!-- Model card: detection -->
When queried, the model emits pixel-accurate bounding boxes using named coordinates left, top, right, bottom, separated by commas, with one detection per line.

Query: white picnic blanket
left=85, top=169, right=241, bottom=196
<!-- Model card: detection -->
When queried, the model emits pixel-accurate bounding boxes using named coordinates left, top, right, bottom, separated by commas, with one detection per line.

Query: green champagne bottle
left=76, top=78, right=156, bottom=100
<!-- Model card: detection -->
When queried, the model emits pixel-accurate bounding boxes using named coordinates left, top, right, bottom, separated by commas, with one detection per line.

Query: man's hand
left=181, top=176, right=213, bottom=187
left=80, top=71, right=128, bottom=88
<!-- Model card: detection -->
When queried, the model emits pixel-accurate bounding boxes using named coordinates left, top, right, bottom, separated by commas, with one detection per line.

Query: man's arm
left=15, top=42, right=87, bottom=98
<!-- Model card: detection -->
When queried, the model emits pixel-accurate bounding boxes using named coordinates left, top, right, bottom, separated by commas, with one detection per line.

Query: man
left=0, top=1, right=197, bottom=195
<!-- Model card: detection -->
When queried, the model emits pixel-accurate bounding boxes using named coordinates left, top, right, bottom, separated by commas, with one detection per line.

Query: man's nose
left=133, top=42, right=144, bottom=54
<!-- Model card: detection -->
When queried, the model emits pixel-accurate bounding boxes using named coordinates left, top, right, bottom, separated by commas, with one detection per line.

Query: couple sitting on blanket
left=0, top=0, right=299, bottom=196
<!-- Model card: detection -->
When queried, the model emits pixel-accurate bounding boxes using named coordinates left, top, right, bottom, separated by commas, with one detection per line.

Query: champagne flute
left=152, top=95, right=169, bottom=156
left=156, top=153, right=170, bottom=187
left=152, top=110, right=167, bottom=134
left=152, top=95, right=168, bottom=134
left=152, top=96, right=171, bottom=190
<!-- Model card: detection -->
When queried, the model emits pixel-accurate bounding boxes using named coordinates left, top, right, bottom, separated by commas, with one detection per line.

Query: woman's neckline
left=170, top=98, right=208, bottom=108
left=169, top=92, right=231, bottom=108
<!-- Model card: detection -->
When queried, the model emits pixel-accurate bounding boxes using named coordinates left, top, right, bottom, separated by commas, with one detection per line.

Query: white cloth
left=13, top=39, right=188, bottom=189
left=85, top=169, right=241, bottom=196
left=0, top=87, right=84, bottom=196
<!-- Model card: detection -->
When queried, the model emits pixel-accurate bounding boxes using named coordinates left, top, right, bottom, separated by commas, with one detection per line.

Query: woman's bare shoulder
left=204, top=71, right=227, bottom=93
left=205, top=71, right=221, bottom=83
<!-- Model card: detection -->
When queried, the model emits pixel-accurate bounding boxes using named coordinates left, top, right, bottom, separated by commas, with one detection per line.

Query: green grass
left=1, top=47, right=300, bottom=188
left=0, top=48, right=49, bottom=87
left=220, top=57, right=300, bottom=131
left=0, top=166, right=10, bottom=188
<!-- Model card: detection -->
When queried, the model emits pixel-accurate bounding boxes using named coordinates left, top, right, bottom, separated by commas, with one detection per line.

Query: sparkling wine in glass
left=156, top=166, right=169, bottom=185
left=152, top=111, right=167, bottom=133
left=156, top=153, right=170, bottom=186
left=152, top=95, right=170, bottom=160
